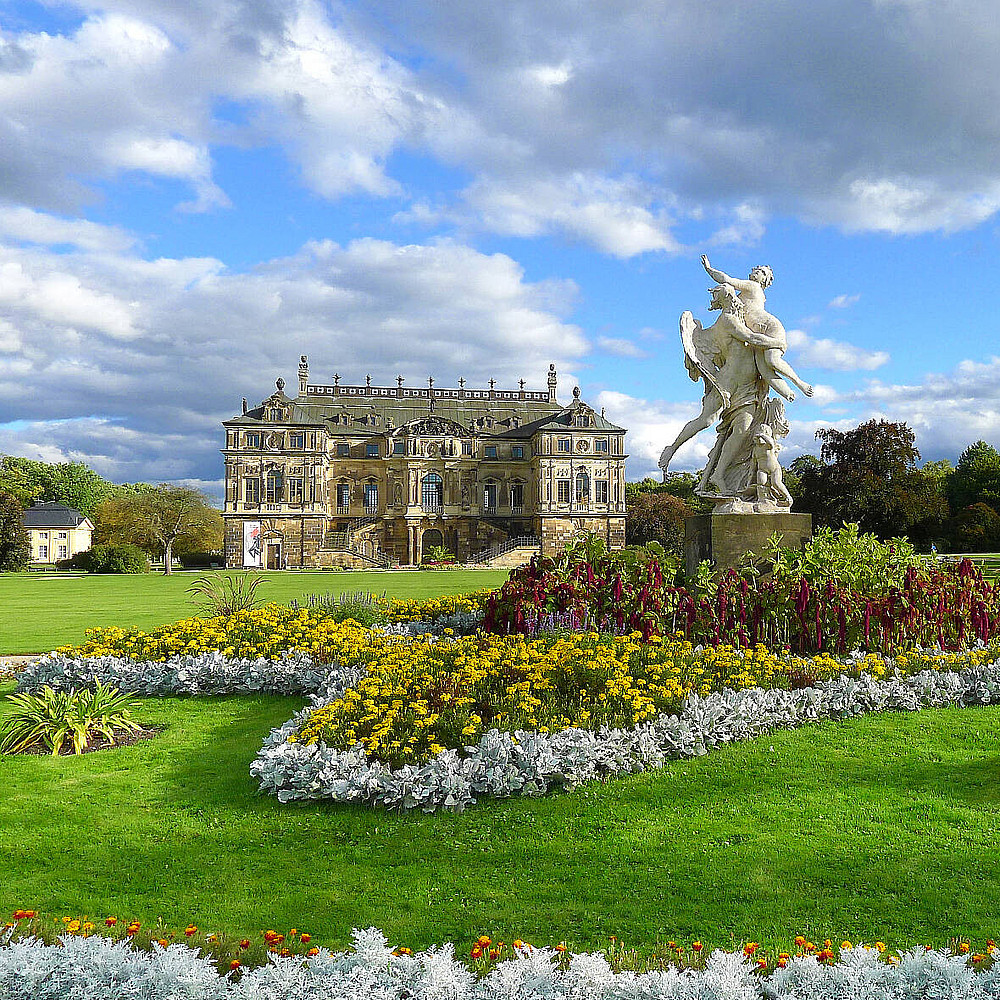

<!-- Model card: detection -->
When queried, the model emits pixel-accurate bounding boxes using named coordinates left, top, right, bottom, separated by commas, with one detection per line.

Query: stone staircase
left=467, top=535, right=540, bottom=568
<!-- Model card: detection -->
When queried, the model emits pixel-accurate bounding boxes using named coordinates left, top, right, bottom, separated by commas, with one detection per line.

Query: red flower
left=230, top=960, right=241, bottom=971
left=105, top=917, right=117, bottom=927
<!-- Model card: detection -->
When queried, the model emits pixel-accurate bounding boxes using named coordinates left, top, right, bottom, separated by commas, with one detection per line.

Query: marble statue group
left=659, top=256, right=812, bottom=512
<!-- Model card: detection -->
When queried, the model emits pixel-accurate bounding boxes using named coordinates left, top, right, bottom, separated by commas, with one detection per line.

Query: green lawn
left=0, top=569, right=507, bottom=654
left=2, top=686, right=998, bottom=954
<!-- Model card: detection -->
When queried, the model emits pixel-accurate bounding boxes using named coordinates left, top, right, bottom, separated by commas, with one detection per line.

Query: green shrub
left=187, top=573, right=265, bottom=617
left=71, top=543, right=150, bottom=574
left=763, top=523, right=921, bottom=595
left=0, top=682, right=142, bottom=755
left=179, top=551, right=224, bottom=569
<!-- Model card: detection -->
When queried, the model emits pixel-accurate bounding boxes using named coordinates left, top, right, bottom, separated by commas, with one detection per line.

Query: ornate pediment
left=393, top=415, right=471, bottom=437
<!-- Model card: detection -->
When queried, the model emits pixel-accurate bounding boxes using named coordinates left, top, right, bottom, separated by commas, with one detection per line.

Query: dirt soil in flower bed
left=11, top=726, right=163, bottom=756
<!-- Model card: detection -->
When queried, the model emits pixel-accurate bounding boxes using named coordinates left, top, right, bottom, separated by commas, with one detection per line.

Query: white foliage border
left=2, top=926, right=1000, bottom=1000
left=251, top=661, right=1000, bottom=812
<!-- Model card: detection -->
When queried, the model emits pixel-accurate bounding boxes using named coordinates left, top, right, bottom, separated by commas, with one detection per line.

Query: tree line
left=0, top=456, right=222, bottom=573
left=627, top=420, right=1000, bottom=555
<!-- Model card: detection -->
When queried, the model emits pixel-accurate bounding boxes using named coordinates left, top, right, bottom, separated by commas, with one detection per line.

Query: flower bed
left=53, top=591, right=492, bottom=662
left=2, top=925, right=999, bottom=999
left=253, top=658, right=1000, bottom=811
left=484, top=541, right=1000, bottom=654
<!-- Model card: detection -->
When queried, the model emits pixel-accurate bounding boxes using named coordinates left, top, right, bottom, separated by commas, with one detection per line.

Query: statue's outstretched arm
left=739, top=327, right=785, bottom=350
left=701, top=254, right=757, bottom=294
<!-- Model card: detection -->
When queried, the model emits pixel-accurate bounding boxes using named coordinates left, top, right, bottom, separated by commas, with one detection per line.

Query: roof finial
left=572, top=385, right=581, bottom=400
left=276, top=377, right=285, bottom=392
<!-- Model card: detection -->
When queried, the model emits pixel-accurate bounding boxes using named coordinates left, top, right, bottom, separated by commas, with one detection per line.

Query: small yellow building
left=23, top=502, right=94, bottom=564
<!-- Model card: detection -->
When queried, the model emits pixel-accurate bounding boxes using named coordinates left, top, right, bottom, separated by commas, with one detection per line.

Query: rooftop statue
left=659, top=256, right=811, bottom=512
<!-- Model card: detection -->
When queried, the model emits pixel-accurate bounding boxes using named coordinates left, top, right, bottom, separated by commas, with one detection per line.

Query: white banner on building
left=243, top=521, right=262, bottom=568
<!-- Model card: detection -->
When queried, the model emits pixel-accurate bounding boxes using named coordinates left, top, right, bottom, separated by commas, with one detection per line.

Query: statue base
left=684, top=511, right=812, bottom=576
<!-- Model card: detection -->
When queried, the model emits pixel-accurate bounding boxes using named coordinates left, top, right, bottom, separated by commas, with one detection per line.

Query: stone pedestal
left=684, top=512, right=812, bottom=576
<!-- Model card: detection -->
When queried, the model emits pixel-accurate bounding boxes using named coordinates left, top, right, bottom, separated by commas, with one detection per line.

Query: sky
left=2, top=0, right=1000, bottom=500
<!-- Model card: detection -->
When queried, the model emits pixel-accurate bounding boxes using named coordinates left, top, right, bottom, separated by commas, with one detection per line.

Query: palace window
left=483, top=481, right=498, bottom=513
left=393, top=439, right=406, bottom=454
left=57, top=545, right=68, bottom=560
left=289, top=432, right=305, bottom=449
left=462, top=440, right=473, bottom=455
left=512, top=445, right=524, bottom=459
left=364, top=481, right=379, bottom=513
left=366, top=442, right=380, bottom=457
left=38, top=544, right=48, bottom=560
left=287, top=478, right=304, bottom=504
left=595, top=480, right=609, bottom=504
left=336, top=481, right=351, bottom=512
left=57, top=531, right=67, bottom=540
left=510, top=482, right=524, bottom=513
left=575, top=471, right=590, bottom=502
left=595, top=438, right=609, bottom=453
left=337, top=443, right=350, bottom=457
left=245, top=432, right=261, bottom=448
left=557, top=438, right=571, bottom=453
left=265, top=470, right=284, bottom=503
left=422, top=473, right=443, bottom=511
left=485, top=445, right=497, bottom=459
left=557, top=479, right=571, bottom=503
left=244, top=478, right=261, bottom=505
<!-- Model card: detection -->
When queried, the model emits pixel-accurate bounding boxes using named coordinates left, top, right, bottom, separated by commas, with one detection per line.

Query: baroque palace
left=222, top=357, right=627, bottom=568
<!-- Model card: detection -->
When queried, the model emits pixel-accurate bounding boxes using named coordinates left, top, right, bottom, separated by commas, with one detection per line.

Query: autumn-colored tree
left=625, top=489, right=692, bottom=556
left=95, top=486, right=222, bottom=574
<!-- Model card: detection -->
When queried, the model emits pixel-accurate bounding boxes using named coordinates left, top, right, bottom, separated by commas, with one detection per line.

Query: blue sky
left=1, top=0, right=999, bottom=498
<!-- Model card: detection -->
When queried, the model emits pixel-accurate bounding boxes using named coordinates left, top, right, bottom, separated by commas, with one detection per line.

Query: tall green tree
left=947, top=441, right=1000, bottom=513
left=0, top=455, right=149, bottom=517
left=0, top=492, right=31, bottom=571
left=95, top=486, right=222, bottom=575
left=795, top=420, right=948, bottom=543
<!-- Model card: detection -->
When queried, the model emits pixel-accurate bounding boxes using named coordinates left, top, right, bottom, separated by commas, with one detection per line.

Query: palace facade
left=222, top=358, right=627, bottom=568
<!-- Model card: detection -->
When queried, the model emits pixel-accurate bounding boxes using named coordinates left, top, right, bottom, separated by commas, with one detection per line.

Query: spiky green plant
left=187, top=573, right=265, bottom=617
left=0, top=682, right=142, bottom=756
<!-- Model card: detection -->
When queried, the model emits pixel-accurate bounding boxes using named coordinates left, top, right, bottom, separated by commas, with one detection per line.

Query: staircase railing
left=467, top=535, right=540, bottom=566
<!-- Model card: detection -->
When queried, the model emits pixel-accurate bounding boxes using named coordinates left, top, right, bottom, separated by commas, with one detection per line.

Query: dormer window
left=268, top=407, right=283, bottom=421
left=485, top=445, right=497, bottom=459
left=557, top=437, right=571, bottom=453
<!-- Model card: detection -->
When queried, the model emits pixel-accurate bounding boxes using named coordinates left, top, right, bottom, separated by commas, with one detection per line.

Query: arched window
left=575, top=470, right=590, bottom=503
left=265, top=469, right=284, bottom=503
left=364, top=480, right=379, bottom=513
left=422, top=472, right=443, bottom=511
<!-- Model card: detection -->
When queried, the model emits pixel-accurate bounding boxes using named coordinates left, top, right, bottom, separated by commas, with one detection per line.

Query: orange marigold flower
left=289, top=929, right=297, bottom=937
left=959, top=943, right=971, bottom=954
left=757, top=959, right=767, bottom=969
left=157, top=939, right=168, bottom=948
left=239, top=939, right=251, bottom=950
left=126, top=922, right=140, bottom=936
left=925, top=945, right=933, bottom=952
left=974, top=954, right=986, bottom=963
left=777, top=958, right=788, bottom=968
left=280, top=948, right=291, bottom=957
left=875, top=942, right=886, bottom=952
left=794, top=936, right=806, bottom=948
left=184, top=925, right=198, bottom=937
left=230, top=960, right=241, bottom=970
left=470, top=945, right=483, bottom=959
left=841, top=941, right=852, bottom=951
left=489, top=949, right=500, bottom=960
left=300, top=934, right=311, bottom=944
left=555, top=943, right=567, bottom=953
left=308, top=947, right=319, bottom=956
left=692, top=941, right=703, bottom=952
left=744, top=943, right=759, bottom=956
left=105, top=917, right=118, bottom=927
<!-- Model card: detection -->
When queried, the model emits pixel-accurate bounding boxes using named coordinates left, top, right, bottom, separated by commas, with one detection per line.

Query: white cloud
left=786, top=328, right=889, bottom=371
left=828, top=293, right=861, bottom=309
left=0, top=207, right=136, bottom=253
left=596, top=337, right=645, bottom=358
left=0, top=235, right=588, bottom=485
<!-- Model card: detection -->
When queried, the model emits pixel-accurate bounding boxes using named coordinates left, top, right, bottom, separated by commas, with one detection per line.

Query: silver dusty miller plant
left=3, top=927, right=1000, bottom=1000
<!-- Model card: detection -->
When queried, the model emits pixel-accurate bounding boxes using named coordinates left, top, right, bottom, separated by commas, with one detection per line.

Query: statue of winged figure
left=660, top=259, right=806, bottom=510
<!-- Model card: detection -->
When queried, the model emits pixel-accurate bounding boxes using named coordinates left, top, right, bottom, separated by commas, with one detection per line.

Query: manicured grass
left=2, top=684, right=998, bottom=954
left=0, top=569, right=507, bottom=654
